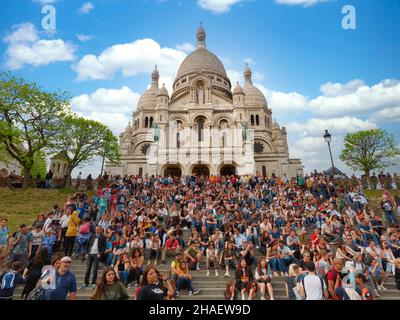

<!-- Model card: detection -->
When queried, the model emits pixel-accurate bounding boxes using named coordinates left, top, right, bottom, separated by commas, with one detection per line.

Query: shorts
left=0, top=245, right=7, bottom=258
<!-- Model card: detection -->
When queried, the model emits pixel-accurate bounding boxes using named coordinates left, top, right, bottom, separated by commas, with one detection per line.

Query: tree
left=339, top=129, right=400, bottom=178
left=57, top=115, right=120, bottom=188
left=0, top=72, right=70, bottom=188
left=31, top=151, right=47, bottom=179
left=0, top=142, right=11, bottom=164
left=100, top=129, right=121, bottom=176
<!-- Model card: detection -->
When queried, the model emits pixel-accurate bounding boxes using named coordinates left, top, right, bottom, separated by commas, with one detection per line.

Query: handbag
left=26, top=285, right=45, bottom=300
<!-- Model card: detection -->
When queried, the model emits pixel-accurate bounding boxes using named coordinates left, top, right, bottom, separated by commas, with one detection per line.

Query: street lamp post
left=323, top=130, right=335, bottom=176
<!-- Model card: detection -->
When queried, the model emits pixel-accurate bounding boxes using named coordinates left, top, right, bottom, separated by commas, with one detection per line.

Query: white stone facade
left=106, top=26, right=303, bottom=178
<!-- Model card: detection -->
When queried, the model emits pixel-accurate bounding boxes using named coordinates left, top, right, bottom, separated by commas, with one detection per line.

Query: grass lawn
left=0, top=188, right=94, bottom=233
left=365, top=190, right=400, bottom=214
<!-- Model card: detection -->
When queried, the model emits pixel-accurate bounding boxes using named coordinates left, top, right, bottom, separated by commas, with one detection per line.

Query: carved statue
left=242, top=122, right=248, bottom=142
left=153, top=123, right=160, bottom=142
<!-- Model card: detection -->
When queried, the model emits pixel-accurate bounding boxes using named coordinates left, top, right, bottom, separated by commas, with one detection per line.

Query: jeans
left=206, top=224, right=216, bottom=235
left=362, top=233, right=379, bottom=246
left=269, top=258, right=286, bottom=272
left=384, top=210, right=398, bottom=226
left=84, top=254, right=100, bottom=285
left=176, top=277, right=194, bottom=292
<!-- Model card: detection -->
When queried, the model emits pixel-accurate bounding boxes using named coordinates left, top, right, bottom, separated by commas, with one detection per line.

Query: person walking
left=82, top=226, right=106, bottom=289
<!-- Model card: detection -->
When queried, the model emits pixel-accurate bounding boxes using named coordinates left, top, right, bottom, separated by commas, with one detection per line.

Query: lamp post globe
left=323, top=130, right=332, bottom=143
left=323, top=130, right=335, bottom=176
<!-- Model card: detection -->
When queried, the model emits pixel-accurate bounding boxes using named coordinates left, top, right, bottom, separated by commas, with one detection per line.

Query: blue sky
left=1, top=0, right=399, bottom=177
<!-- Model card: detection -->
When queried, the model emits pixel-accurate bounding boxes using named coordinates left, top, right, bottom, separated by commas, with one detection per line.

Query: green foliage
left=0, top=72, right=70, bottom=187
left=339, top=129, right=400, bottom=177
left=31, top=151, right=47, bottom=179
left=56, top=114, right=120, bottom=186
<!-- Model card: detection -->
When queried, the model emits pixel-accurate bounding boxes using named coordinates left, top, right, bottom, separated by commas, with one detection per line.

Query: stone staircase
left=12, top=229, right=400, bottom=300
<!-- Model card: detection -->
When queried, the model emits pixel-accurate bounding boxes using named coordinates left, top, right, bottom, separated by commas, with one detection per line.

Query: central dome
left=175, top=25, right=228, bottom=80
left=176, top=47, right=228, bottom=79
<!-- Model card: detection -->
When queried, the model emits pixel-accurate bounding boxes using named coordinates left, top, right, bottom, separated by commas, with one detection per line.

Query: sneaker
left=127, top=284, right=133, bottom=289
left=183, top=227, right=188, bottom=230
left=284, top=272, right=289, bottom=277
left=188, top=291, right=193, bottom=296
left=196, top=265, right=200, bottom=271
left=154, top=260, right=158, bottom=265
left=224, top=271, right=230, bottom=277
left=381, top=286, right=388, bottom=291
left=206, top=270, right=210, bottom=276
left=91, top=284, right=96, bottom=288
left=270, top=297, right=275, bottom=300
left=215, top=270, right=219, bottom=277
left=175, top=290, right=180, bottom=297
left=377, top=285, right=383, bottom=290
left=193, top=288, right=200, bottom=295
left=260, top=296, right=266, bottom=300
left=161, top=261, right=166, bottom=266
left=273, top=272, right=279, bottom=277
left=241, top=294, right=246, bottom=301
left=147, top=260, right=151, bottom=265
left=81, top=284, right=89, bottom=289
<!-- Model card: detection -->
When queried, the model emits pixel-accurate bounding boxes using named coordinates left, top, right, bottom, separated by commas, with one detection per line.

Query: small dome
left=137, top=86, right=158, bottom=110
left=244, top=84, right=268, bottom=106
left=243, top=64, right=268, bottom=106
left=137, top=66, right=159, bottom=110
left=125, top=122, right=133, bottom=132
left=157, top=84, right=169, bottom=97
left=233, top=82, right=244, bottom=95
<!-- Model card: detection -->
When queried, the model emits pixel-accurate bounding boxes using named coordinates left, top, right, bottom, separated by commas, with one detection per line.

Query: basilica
left=106, top=26, right=303, bottom=178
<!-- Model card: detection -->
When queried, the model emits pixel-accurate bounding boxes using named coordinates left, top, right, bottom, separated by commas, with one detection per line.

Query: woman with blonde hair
left=285, top=263, right=301, bottom=300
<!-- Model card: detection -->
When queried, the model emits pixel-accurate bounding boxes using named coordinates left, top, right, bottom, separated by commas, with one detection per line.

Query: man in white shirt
left=300, top=262, right=329, bottom=300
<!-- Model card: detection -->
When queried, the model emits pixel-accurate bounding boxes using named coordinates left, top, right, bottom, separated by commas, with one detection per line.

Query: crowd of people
left=0, top=171, right=400, bottom=300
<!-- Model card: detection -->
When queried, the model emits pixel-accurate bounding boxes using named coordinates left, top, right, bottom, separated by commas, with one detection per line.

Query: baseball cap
left=61, top=256, right=72, bottom=263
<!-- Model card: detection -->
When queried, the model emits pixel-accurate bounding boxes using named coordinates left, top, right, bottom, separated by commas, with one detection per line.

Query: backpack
left=26, top=285, right=45, bottom=300
left=1, top=271, right=16, bottom=290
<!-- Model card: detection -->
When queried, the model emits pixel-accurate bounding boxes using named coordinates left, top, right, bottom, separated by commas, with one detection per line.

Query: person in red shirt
left=161, top=234, right=180, bottom=265
left=310, top=228, right=320, bottom=251
left=326, top=258, right=344, bottom=300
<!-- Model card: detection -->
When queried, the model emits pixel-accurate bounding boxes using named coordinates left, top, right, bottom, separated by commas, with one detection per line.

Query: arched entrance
left=220, top=165, right=236, bottom=176
left=192, top=165, right=210, bottom=177
left=262, top=166, right=267, bottom=178
left=164, top=166, right=182, bottom=178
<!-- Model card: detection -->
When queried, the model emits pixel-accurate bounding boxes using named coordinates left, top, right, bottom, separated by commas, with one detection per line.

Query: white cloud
left=175, top=42, right=195, bottom=53
left=78, top=2, right=95, bottom=14
left=320, top=79, right=365, bottom=97
left=285, top=116, right=377, bottom=138
left=73, top=38, right=187, bottom=81
left=71, top=86, right=141, bottom=135
left=3, top=23, right=76, bottom=70
left=256, top=83, right=309, bottom=114
left=197, top=0, right=245, bottom=13
left=76, top=34, right=93, bottom=42
left=285, top=116, right=378, bottom=174
left=310, top=79, right=400, bottom=118
left=370, top=107, right=400, bottom=123
left=275, top=0, right=330, bottom=7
